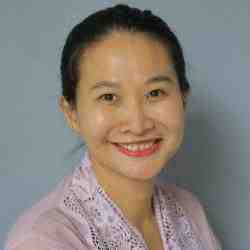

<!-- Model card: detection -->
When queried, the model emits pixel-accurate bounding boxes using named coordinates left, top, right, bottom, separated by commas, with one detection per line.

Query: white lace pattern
left=59, top=151, right=203, bottom=250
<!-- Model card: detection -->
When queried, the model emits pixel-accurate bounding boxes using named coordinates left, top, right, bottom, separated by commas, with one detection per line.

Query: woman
left=5, top=4, right=221, bottom=250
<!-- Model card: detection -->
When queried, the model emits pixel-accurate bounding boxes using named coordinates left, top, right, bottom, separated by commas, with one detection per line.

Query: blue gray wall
left=1, top=1, right=249, bottom=249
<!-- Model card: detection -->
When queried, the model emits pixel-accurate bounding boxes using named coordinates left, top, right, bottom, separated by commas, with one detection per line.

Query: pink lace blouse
left=5, top=151, right=222, bottom=250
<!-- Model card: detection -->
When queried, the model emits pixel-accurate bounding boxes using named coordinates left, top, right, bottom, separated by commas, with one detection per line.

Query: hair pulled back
left=60, top=4, right=190, bottom=108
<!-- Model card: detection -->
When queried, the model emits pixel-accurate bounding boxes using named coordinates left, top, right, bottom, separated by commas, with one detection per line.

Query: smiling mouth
left=114, top=138, right=161, bottom=144
left=112, top=139, right=162, bottom=157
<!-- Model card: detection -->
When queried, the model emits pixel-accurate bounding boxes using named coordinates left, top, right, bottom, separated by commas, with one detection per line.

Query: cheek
left=79, top=108, right=115, bottom=143
left=152, top=99, right=185, bottom=130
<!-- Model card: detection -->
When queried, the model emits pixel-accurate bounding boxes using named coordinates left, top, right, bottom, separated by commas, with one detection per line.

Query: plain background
left=0, top=0, right=249, bottom=249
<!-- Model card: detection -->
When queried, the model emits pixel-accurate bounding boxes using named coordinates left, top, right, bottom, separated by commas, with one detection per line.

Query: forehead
left=78, top=31, right=176, bottom=85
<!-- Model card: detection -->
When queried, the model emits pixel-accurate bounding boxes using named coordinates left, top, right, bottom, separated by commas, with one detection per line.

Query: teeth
left=119, top=141, right=155, bottom=151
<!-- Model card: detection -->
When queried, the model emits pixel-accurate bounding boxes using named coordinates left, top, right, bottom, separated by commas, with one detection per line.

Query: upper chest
left=141, top=219, right=165, bottom=250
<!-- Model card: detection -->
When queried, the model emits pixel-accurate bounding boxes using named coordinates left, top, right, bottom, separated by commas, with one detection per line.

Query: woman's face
left=61, top=31, right=187, bottom=182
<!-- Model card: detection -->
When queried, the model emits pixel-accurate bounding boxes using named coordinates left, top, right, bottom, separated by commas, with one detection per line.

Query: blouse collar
left=59, top=150, right=203, bottom=250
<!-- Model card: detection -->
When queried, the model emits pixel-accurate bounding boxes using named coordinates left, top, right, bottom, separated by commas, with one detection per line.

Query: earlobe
left=59, top=96, right=81, bottom=135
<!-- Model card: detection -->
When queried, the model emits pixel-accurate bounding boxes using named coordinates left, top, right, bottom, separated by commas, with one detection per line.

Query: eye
left=99, top=93, right=118, bottom=103
left=146, top=89, right=166, bottom=99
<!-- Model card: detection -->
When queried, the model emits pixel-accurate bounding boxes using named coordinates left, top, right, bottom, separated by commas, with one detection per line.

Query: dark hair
left=60, top=4, right=190, bottom=109
left=61, top=4, right=190, bottom=157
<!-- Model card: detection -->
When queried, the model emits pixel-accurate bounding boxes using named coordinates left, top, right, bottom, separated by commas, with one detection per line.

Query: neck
left=91, top=160, right=156, bottom=229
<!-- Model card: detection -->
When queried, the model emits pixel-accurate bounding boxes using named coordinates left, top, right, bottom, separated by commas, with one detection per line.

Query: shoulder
left=5, top=205, right=90, bottom=250
left=161, top=183, right=204, bottom=214
left=159, top=183, right=222, bottom=249
left=159, top=183, right=207, bottom=229
left=5, top=208, right=89, bottom=250
left=4, top=173, right=89, bottom=250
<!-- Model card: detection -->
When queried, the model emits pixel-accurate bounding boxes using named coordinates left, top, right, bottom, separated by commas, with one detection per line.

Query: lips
left=113, top=139, right=162, bottom=157
left=116, top=139, right=157, bottom=150
left=114, top=138, right=161, bottom=145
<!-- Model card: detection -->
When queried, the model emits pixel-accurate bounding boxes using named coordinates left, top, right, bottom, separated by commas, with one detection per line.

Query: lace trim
left=59, top=155, right=203, bottom=249
left=157, top=187, right=203, bottom=249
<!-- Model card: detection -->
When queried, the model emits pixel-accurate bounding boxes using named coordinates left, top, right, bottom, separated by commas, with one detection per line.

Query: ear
left=59, top=96, right=80, bottom=135
left=182, top=90, right=189, bottom=109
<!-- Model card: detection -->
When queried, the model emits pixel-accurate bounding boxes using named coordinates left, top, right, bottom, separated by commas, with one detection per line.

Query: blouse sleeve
left=5, top=209, right=91, bottom=250
left=7, top=234, right=81, bottom=250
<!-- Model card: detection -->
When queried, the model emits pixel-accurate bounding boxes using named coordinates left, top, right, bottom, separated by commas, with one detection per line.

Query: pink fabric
left=5, top=151, right=222, bottom=250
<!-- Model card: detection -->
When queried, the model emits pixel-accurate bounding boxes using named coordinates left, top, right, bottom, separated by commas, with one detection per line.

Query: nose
left=120, top=100, right=155, bottom=135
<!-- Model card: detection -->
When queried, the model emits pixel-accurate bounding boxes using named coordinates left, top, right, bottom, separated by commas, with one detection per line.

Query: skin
left=59, top=31, right=188, bottom=234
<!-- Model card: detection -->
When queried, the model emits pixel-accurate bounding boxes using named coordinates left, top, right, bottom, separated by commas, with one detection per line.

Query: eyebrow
left=145, top=74, right=174, bottom=85
left=90, top=74, right=174, bottom=91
